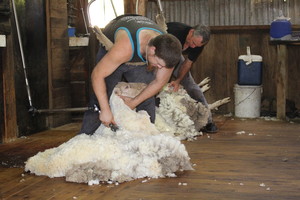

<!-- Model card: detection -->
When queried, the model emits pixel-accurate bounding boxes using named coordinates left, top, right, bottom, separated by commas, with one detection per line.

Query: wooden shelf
left=69, top=37, right=89, bottom=47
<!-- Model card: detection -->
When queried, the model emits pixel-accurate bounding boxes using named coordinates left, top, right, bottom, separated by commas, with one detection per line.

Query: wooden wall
left=14, top=0, right=49, bottom=136
left=143, top=0, right=300, bottom=114
left=1, top=0, right=75, bottom=143
left=0, top=0, right=17, bottom=143
left=0, top=47, right=3, bottom=143
left=1, top=0, right=66, bottom=142
left=67, top=0, right=93, bottom=121
left=46, top=0, right=71, bottom=127
left=192, top=26, right=300, bottom=114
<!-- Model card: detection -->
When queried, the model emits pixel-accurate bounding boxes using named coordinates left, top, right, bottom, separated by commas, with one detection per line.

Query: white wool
left=155, top=86, right=209, bottom=140
left=25, top=84, right=193, bottom=184
left=100, top=92, right=159, bottom=136
left=25, top=129, right=192, bottom=183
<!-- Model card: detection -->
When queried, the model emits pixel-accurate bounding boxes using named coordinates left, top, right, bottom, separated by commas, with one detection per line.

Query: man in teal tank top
left=80, top=15, right=181, bottom=135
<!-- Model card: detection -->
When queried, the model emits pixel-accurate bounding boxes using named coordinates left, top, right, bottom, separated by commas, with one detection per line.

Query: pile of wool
left=25, top=83, right=193, bottom=185
left=155, top=85, right=210, bottom=140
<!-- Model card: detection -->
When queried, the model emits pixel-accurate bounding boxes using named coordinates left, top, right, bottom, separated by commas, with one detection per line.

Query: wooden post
left=124, top=0, right=148, bottom=15
left=276, top=44, right=287, bottom=120
left=124, top=0, right=135, bottom=14
left=46, top=0, right=71, bottom=127
left=2, top=33, right=18, bottom=143
left=137, top=0, right=148, bottom=16
left=45, top=0, right=53, bottom=127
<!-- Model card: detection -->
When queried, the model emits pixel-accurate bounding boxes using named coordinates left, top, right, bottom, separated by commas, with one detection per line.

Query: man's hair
left=192, top=24, right=211, bottom=44
left=148, top=34, right=182, bottom=68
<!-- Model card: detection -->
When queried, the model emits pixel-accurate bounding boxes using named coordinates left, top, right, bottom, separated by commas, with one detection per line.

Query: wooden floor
left=1, top=115, right=300, bottom=200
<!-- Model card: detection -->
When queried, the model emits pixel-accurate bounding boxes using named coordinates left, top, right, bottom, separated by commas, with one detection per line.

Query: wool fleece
left=25, top=84, right=193, bottom=185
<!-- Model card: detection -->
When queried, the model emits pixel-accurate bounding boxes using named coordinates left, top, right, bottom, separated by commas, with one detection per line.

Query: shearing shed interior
left=0, top=0, right=300, bottom=199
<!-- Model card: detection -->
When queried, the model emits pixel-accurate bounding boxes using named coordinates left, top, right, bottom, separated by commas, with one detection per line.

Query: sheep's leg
left=209, top=97, right=231, bottom=110
left=156, top=14, right=168, bottom=32
left=94, top=26, right=113, bottom=51
left=198, top=77, right=210, bottom=87
left=200, top=84, right=210, bottom=93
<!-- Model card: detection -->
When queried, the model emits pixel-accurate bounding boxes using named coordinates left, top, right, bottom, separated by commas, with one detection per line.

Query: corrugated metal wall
left=146, top=0, right=300, bottom=26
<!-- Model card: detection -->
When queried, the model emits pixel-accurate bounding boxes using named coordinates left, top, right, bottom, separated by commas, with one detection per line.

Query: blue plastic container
left=238, top=47, right=263, bottom=85
left=238, top=60, right=263, bottom=85
left=68, top=27, right=76, bottom=37
left=270, top=19, right=292, bottom=39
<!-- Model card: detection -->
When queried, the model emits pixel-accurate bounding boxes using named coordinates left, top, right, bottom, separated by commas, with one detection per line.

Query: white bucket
left=234, top=84, right=263, bottom=118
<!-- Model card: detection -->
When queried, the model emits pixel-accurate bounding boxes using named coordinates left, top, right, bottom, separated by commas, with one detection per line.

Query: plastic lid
left=238, top=55, right=262, bottom=62
left=238, top=46, right=262, bottom=63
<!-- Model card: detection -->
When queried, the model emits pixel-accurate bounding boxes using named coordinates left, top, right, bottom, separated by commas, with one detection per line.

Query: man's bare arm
left=92, top=32, right=132, bottom=126
left=121, top=66, right=174, bottom=109
left=170, top=58, right=193, bottom=91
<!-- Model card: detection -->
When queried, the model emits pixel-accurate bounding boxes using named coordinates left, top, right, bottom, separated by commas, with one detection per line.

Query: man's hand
left=169, top=80, right=181, bottom=92
left=99, top=109, right=116, bottom=128
left=118, top=95, right=137, bottom=110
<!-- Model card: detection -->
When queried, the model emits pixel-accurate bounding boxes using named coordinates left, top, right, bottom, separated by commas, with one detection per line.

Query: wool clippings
left=236, top=131, right=246, bottom=135
left=259, top=183, right=266, bottom=187
left=178, top=182, right=188, bottom=186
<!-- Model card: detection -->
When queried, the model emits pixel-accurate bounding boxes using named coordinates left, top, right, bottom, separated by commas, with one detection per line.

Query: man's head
left=186, top=24, right=211, bottom=48
left=147, top=34, right=182, bottom=69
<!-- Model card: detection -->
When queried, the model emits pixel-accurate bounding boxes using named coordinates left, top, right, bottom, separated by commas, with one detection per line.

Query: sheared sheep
left=25, top=83, right=193, bottom=185
left=114, top=82, right=210, bottom=140
left=155, top=85, right=210, bottom=140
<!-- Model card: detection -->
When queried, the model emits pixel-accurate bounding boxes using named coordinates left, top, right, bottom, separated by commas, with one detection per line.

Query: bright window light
left=88, top=0, right=124, bottom=28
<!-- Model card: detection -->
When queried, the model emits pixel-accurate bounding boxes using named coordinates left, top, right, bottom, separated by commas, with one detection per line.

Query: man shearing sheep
left=79, top=14, right=182, bottom=135
left=167, top=22, right=218, bottom=133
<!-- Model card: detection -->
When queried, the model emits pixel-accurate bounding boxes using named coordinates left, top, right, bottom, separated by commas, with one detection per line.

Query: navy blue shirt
left=167, top=22, right=204, bottom=62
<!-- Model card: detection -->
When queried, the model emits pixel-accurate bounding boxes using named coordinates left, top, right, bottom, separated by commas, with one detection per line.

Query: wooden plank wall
left=0, top=34, right=18, bottom=143
left=191, top=26, right=300, bottom=114
left=0, top=0, right=17, bottom=143
left=46, top=0, right=71, bottom=127
left=0, top=48, right=3, bottom=143
left=144, top=0, right=300, bottom=114
left=147, top=0, right=300, bottom=26
left=67, top=0, right=92, bottom=120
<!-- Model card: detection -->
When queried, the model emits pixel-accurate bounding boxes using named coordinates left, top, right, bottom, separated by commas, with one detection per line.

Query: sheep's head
left=114, top=82, right=147, bottom=98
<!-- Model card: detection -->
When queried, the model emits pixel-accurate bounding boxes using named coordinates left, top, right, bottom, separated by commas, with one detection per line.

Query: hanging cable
left=157, top=0, right=164, bottom=15
left=79, top=0, right=90, bottom=35
left=11, top=0, right=34, bottom=110
left=110, top=0, right=117, bottom=17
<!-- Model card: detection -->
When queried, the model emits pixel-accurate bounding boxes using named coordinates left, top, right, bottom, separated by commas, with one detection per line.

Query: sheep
left=25, top=83, right=193, bottom=185
left=113, top=81, right=230, bottom=140
left=155, top=85, right=210, bottom=140
left=113, top=82, right=210, bottom=140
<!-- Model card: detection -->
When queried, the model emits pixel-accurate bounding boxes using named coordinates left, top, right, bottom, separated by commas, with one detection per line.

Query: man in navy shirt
left=167, top=22, right=218, bottom=133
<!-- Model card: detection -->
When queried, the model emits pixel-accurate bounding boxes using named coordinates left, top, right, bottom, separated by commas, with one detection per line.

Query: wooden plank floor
left=1, top=115, right=300, bottom=200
